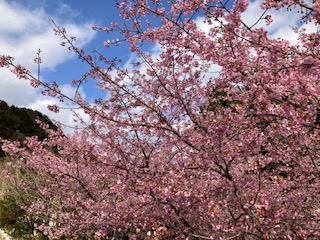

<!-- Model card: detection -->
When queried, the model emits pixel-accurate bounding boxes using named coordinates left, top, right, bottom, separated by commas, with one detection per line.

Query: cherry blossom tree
left=1, top=0, right=320, bottom=239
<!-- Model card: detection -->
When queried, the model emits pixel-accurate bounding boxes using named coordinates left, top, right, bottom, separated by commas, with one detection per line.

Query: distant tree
left=1, top=0, right=320, bottom=239
left=0, top=100, right=8, bottom=110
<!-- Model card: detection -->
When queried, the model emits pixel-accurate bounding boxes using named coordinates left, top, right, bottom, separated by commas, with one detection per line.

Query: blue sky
left=25, top=0, right=132, bottom=100
left=0, top=0, right=130, bottom=129
left=0, top=0, right=317, bottom=132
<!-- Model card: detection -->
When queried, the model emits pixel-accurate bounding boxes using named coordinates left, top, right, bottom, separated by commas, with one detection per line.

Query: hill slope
left=0, top=100, right=56, bottom=157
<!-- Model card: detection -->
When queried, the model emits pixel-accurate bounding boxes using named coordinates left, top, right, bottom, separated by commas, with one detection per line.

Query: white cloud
left=25, top=84, right=90, bottom=134
left=0, top=68, right=38, bottom=106
left=193, top=0, right=317, bottom=46
left=0, top=1, right=46, bottom=35
left=27, top=93, right=91, bottom=135
left=0, top=1, right=95, bottom=71
left=0, top=0, right=96, bottom=130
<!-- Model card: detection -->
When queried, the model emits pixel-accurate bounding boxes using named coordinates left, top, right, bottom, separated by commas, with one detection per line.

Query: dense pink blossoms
left=1, top=0, right=320, bottom=239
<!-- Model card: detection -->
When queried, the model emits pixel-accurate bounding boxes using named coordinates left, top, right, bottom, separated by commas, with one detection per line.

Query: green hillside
left=0, top=100, right=56, bottom=157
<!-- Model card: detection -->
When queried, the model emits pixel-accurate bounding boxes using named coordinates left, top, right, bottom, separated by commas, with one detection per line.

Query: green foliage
left=0, top=194, right=48, bottom=240
left=201, top=87, right=242, bottom=113
left=0, top=195, right=25, bottom=228
left=0, top=194, right=30, bottom=238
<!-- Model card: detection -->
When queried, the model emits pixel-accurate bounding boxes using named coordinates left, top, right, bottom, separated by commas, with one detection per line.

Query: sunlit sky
left=0, top=0, right=317, bottom=132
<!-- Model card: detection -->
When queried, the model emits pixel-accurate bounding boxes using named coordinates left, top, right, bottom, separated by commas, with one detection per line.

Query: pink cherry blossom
left=1, top=0, right=320, bottom=239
